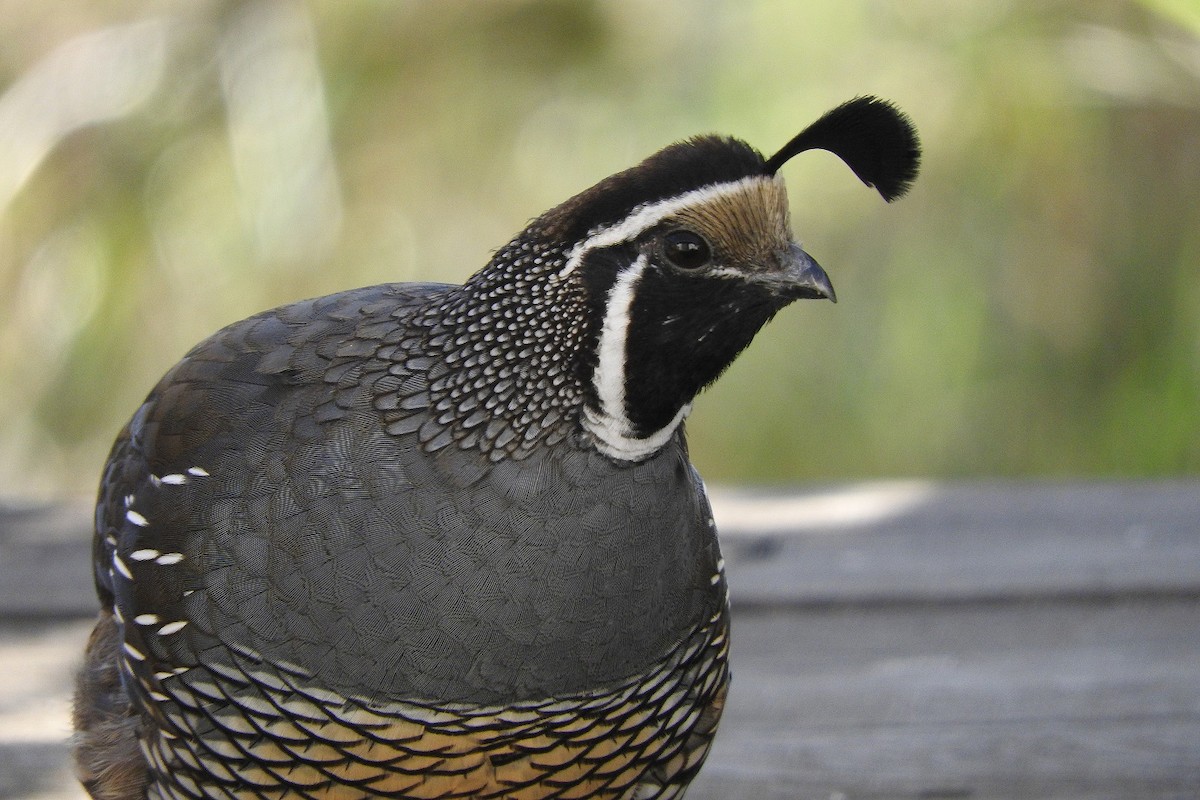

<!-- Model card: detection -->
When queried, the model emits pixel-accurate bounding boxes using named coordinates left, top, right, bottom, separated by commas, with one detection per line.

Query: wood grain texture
left=2, top=481, right=1198, bottom=799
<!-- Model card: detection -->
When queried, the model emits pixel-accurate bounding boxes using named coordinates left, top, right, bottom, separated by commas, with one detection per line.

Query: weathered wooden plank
left=695, top=719, right=1200, bottom=800
left=4, top=481, right=1200, bottom=618
left=0, top=502, right=94, bottom=619
left=6, top=595, right=1199, bottom=799
left=714, top=480, right=1200, bottom=605
left=2, top=482, right=1199, bottom=798
left=724, top=599, right=1200, bottom=726
left=686, top=596, right=1200, bottom=799
left=0, top=620, right=89, bottom=800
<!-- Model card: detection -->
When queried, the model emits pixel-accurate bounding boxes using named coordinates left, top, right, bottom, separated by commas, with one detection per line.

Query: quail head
left=74, top=96, right=919, bottom=800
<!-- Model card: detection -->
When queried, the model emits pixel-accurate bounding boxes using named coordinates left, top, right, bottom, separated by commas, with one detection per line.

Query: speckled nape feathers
left=372, top=237, right=587, bottom=462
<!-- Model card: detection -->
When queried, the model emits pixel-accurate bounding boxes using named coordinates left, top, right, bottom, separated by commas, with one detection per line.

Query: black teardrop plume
left=762, top=96, right=921, bottom=202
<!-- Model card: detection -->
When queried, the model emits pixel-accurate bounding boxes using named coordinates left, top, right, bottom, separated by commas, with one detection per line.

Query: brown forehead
left=667, top=177, right=792, bottom=263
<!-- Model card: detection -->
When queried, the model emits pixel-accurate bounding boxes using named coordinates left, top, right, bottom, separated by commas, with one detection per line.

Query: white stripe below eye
left=582, top=254, right=693, bottom=461
left=559, top=175, right=775, bottom=278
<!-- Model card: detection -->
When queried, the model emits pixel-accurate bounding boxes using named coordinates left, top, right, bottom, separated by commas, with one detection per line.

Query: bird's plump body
left=74, top=97, right=919, bottom=799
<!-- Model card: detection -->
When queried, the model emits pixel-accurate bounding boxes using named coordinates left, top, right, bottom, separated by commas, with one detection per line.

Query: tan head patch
left=667, top=176, right=792, bottom=270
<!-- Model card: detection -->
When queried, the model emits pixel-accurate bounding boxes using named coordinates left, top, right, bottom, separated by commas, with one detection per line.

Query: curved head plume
left=528, top=96, right=919, bottom=249
left=762, top=96, right=921, bottom=202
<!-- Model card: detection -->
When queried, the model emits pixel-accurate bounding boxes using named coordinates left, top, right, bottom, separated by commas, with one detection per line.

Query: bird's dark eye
left=662, top=230, right=712, bottom=270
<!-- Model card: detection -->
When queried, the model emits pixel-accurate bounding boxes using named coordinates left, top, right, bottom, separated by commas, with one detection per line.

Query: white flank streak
left=186, top=466, right=209, bottom=477
left=157, top=620, right=188, bottom=635
left=134, top=614, right=159, bottom=625
left=155, top=552, right=184, bottom=565
left=130, top=549, right=160, bottom=561
left=122, top=642, right=146, bottom=661
left=583, top=254, right=692, bottom=461
left=125, top=509, right=149, bottom=527
left=159, top=473, right=187, bottom=485
left=560, top=175, right=774, bottom=277
left=112, top=554, right=133, bottom=580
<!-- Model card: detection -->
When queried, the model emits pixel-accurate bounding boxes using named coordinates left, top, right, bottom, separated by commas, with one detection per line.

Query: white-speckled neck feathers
left=370, top=237, right=588, bottom=462
left=369, top=173, right=802, bottom=464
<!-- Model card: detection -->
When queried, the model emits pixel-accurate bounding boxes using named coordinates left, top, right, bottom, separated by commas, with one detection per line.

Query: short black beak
left=775, top=244, right=837, bottom=303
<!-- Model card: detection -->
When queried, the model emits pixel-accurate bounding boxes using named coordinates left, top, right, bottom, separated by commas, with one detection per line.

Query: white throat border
left=581, top=253, right=692, bottom=461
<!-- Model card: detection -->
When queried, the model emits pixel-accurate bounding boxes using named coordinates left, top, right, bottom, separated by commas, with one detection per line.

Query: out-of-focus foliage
left=1, top=0, right=1198, bottom=498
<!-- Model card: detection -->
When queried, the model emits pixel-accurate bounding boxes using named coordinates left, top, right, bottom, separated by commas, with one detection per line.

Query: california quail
left=73, top=96, right=919, bottom=800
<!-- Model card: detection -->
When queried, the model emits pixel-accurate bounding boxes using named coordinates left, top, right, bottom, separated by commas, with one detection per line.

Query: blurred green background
left=1, top=0, right=1198, bottom=500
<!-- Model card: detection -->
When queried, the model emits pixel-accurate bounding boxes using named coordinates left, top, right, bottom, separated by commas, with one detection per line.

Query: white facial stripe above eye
left=558, top=174, right=776, bottom=278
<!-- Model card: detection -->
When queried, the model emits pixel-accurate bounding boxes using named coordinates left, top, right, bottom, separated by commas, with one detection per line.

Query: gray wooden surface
left=1, top=481, right=1198, bottom=799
